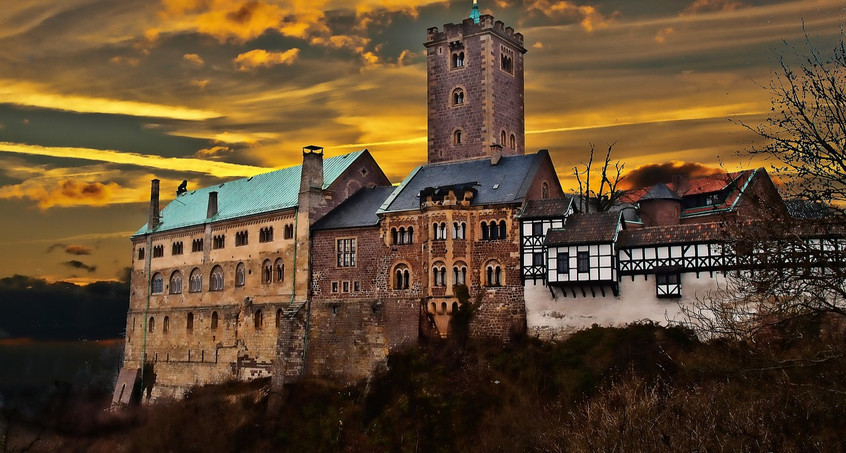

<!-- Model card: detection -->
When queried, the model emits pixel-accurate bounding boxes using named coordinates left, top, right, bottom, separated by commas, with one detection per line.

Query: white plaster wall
left=525, top=271, right=728, bottom=340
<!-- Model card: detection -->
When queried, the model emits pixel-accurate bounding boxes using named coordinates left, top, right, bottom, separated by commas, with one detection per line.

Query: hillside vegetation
left=10, top=321, right=842, bottom=453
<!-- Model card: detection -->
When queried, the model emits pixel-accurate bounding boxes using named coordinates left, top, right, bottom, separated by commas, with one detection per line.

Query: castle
left=112, top=6, right=792, bottom=402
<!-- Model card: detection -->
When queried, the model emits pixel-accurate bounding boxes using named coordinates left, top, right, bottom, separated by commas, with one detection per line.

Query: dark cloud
left=46, top=243, right=67, bottom=253
left=62, top=260, right=97, bottom=273
left=621, top=161, right=724, bottom=190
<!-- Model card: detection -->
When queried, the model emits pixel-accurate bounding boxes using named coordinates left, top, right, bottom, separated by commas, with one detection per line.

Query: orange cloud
left=682, top=0, right=749, bottom=15
left=654, top=27, right=674, bottom=43
left=0, top=179, right=127, bottom=209
left=194, top=145, right=233, bottom=158
left=65, top=245, right=93, bottom=255
left=158, top=0, right=313, bottom=42
left=525, top=0, right=617, bottom=32
left=183, top=53, right=204, bottom=66
left=234, top=48, right=300, bottom=71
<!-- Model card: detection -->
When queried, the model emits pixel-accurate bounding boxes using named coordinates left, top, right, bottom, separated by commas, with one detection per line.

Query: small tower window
left=510, top=133, right=516, bottom=150
left=452, top=51, right=465, bottom=68
left=452, top=88, right=464, bottom=105
left=236, top=262, right=246, bottom=286
left=500, top=130, right=506, bottom=145
left=453, top=129, right=462, bottom=145
left=211, top=311, right=219, bottom=330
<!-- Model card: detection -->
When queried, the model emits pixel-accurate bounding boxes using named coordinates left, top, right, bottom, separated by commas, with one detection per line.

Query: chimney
left=148, top=179, right=160, bottom=230
left=207, top=191, right=218, bottom=219
left=489, top=144, right=503, bottom=165
left=300, top=145, right=324, bottom=193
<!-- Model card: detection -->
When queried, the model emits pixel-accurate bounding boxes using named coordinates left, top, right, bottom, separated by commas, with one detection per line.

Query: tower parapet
left=425, top=13, right=527, bottom=164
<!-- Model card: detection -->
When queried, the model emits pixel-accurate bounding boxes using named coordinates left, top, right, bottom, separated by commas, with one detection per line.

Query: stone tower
left=424, top=7, right=527, bottom=164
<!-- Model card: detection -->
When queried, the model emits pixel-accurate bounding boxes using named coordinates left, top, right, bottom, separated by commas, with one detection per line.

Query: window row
left=145, top=308, right=287, bottom=333
left=556, top=251, right=591, bottom=274
left=141, top=223, right=294, bottom=259
left=391, top=227, right=414, bottom=245
left=499, top=130, right=516, bottom=150
left=481, top=220, right=508, bottom=240
left=150, top=259, right=287, bottom=294
left=330, top=280, right=361, bottom=293
left=391, top=261, right=497, bottom=290
left=432, top=222, right=467, bottom=240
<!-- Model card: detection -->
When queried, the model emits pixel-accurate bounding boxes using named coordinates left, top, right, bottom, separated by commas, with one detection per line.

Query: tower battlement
left=426, top=15, right=524, bottom=49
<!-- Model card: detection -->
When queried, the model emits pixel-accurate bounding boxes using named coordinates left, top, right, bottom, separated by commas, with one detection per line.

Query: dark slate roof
left=639, top=182, right=681, bottom=201
left=518, top=197, right=573, bottom=219
left=134, top=150, right=367, bottom=237
left=312, top=186, right=395, bottom=231
left=544, top=212, right=622, bottom=246
left=616, top=222, right=728, bottom=247
left=378, top=153, right=545, bottom=213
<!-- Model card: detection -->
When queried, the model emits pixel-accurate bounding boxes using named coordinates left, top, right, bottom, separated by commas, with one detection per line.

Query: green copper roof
left=469, top=0, right=480, bottom=23
left=134, top=150, right=366, bottom=237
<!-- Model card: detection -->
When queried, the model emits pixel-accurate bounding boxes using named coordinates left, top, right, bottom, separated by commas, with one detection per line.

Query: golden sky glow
left=0, top=0, right=843, bottom=280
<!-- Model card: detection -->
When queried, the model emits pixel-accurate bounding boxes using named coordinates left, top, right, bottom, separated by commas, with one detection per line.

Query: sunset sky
left=0, top=0, right=843, bottom=283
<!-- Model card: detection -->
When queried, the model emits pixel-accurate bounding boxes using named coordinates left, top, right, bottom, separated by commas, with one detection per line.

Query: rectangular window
left=336, top=238, right=356, bottom=267
left=342, top=281, right=350, bottom=293
left=138, top=247, right=145, bottom=260
left=331, top=281, right=339, bottom=293
left=532, top=222, right=544, bottom=236
left=192, top=238, right=203, bottom=252
left=532, top=252, right=544, bottom=266
left=577, top=251, right=589, bottom=273
left=353, top=281, right=360, bottom=292
left=556, top=252, right=569, bottom=274
left=656, top=273, right=682, bottom=298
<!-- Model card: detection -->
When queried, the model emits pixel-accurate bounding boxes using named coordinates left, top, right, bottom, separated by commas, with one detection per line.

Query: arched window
left=186, top=312, right=194, bottom=332
left=148, top=316, right=155, bottom=333
left=489, top=221, right=499, bottom=239
left=189, top=268, right=202, bottom=292
left=211, top=311, right=219, bottom=330
left=394, top=264, right=410, bottom=290
left=501, top=130, right=507, bottom=145
left=399, top=227, right=406, bottom=244
left=481, top=221, right=489, bottom=240
left=391, top=227, right=398, bottom=244
left=275, top=258, right=284, bottom=283
left=408, top=227, right=414, bottom=243
left=254, top=310, right=263, bottom=329
left=210, top=265, right=224, bottom=291
left=236, top=262, right=246, bottom=286
left=163, top=316, right=170, bottom=333
left=453, top=263, right=467, bottom=286
left=485, top=261, right=503, bottom=286
left=262, top=259, right=272, bottom=284
left=276, top=308, right=283, bottom=328
left=499, top=220, right=507, bottom=239
left=453, top=129, right=462, bottom=145
left=452, top=51, right=465, bottom=68
left=151, top=273, right=163, bottom=294
left=169, top=271, right=182, bottom=294
left=509, top=133, right=516, bottom=149
left=452, top=88, right=464, bottom=105
left=542, top=182, right=549, bottom=200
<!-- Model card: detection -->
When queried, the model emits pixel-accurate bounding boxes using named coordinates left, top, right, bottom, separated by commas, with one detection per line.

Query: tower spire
left=469, top=0, right=480, bottom=23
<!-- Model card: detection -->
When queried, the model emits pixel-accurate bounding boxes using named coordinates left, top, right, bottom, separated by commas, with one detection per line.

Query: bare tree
left=682, top=28, right=846, bottom=342
left=573, top=142, right=624, bottom=213
left=745, top=26, right=846, bottom=215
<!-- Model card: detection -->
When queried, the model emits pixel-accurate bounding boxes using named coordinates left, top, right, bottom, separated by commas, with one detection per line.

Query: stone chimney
left=489, top=144, right=503, bottom=166
left=300, top=145, right=324, bottom=193
left=148, top=179, right=160, bottom=230
left=207, top=191, right=218, bottom=219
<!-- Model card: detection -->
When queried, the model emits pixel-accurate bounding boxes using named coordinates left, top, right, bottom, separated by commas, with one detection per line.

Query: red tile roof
left=518, top=197, right=572, bottom=219
left=617, top=222, right=728, bottom=247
